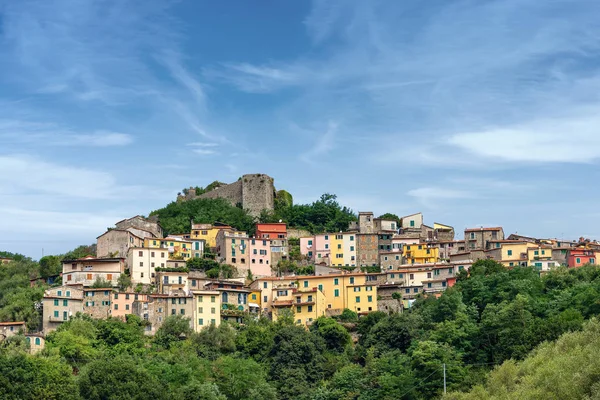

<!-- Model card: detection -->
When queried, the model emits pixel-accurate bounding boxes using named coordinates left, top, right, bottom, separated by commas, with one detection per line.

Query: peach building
left=111, top=292, right=148, bottom=320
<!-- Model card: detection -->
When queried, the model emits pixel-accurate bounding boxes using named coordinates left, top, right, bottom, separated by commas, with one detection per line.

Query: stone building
left=465, top=227, right=505, bottom=250
left=83, top=288, right=113, bottom=319
left=133, top=291, right=193, bottom=335
left=376, top=284, right=403, bottom=314
left=115, top=215, right=163, bottom=238
left=97, top=229, right=145, bottom=258
left=269, top=239, right=289, bottom=270
left=0, top=322, right=26, bottom=341
left=433, top=223, right=455, bottom=241
left=357, top=233, right=379, bottom=267
left=181, top=174, right=276, bottom=217
left=379, top=252, right=405, bottom=271
left=42, top=286, right=84, bottom=334
left=25, top=334, right=45, bottom=354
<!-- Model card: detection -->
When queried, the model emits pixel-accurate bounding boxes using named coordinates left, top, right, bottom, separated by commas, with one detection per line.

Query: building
left=114, top=215, right=163, bottom=238
left=215, top=230, right=250, bottom=277
left=435, top=240, right=466, bottom=260
left=376, top=284, right=404, bottom=314
left=269, top=238, right=289, bottom=268
left=465, top=227, right=505, bottom=250
left=42, top=286, right=84, bottom=334
left=132, top=292, right=193, bottom=335
left=190, top=223, right=234, bottom=249
left=62, top=256, right=124, bottom=287
left=192, top=290, right=221, bottom=331
left=433, top=223, right=455, bottom=241
left=272, top=288, right=326, bottom=327
left=251, top=273, right=378, bottom=316
left=379, top=252, right=405, bottom=271
left=0, top=257, right=12, bottom=265
left=25, top=334, right=45, bottom=354
left=144, top=237, right=193, bottom=260
left=205, top=281, right=255, bottom=324
left=349, top=212, right=375, bottom=234
left=111, top=292, right=148, bottom=320
left=126, top=247, right=168, bottom=285
left=256, top=223, right=287, bottom=239
left=374, top=218, right=398, bottom=232
left=568, top=247, right=597, bottom=268
left=357, top=233, right=379, bottom=267
left=96, top=229, right=145, bottom=258
left=83, top=288, right=113, bottom=319
left=401, top=213, right=423, bottom=230
left=0, top=322, right=26, bottom=340
left=157, top=271, right=189, bottom=294
left=329, top=233, right=357, bottom=267
left=485, top=240, right=537, bottom=267
left=378, top=233, right=393, bottom=253
left=248, top=238, right=272, bottom=277
left=403, top=243, right=440, bottom=264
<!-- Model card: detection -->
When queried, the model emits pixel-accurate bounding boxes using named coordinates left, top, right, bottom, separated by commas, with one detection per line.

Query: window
left=54, top=311, right=59, bottom=318
left=534, top=250, right=539, bottom=256
left=368, top=296, right=373, bottom=302
left=63, top=300, right=68, bottom=306
left=211, top=296, right=216, bottom=303
left=325, top=235, right=329, bottom=240
left=355, top=296, right=360, bottom=303
left=211, top=307, right=216, bottom=314
left=354, top=287, right=361, bottom=292
left=334, top=278, right=339, bottom=285
left=172, top=309, right=176, bottom=315
left=395, top=255, right=399, bottom=260
left=161, top=252, right=165, bottom=258
left=63, top=311, right=68, bottom=321
left=334, top=289, right=339, bottom=297
left=350, top=246, right=355, bottom=251
left=427, top=272, right=432, bottom=278
left=405, top=288, right=410, bottom=294
left=409, top=274, right=414, bottom=280
left=199, top=318, right=204, bottom=326
left=126, top=304, right=130, bottom=310
left=211, top=319, right=216, bottom=325
left=66, top=291, right=70, bottom=297
left=86, top=273, right=93, bottom=280
left=507, top=250, right=513, bottom=256
left=410, top=220, right=415, bottom=227
left=303, top=280, right=308, bottom=288
left=318, top=284, right=323, bottom=292
left=337, top=244, right=342, bottom=249
left=325, top=244, right=329, bottom=249
left=308, top=240, right=313, bottom=246
left=542, top=250, right=546, bottom=255
left=180, top=309, right=185, bottom=315
left=222, top=293, right=228, bottom=303
left=308, top=305, right=313, bottom=312
left=35, top=338, right=40, bottom=346
left=114, top=304, right=119, bottom=310
left=470, top=232, right=475, bottom=239
left=591, top=258, right=596, bottom=264
left=297, top=306, right=302, bottom=313
left=413, top=288, right=418, bottom=293
left=199, top=307, right=204, bottom=313
left=308, top=251, right=313, bottom=257
left=434, top=269, right=440, bottom=276
left=264, top=296, right=268, bottom=302
left=349, top=277, right=355, bottom=284
left=427, top=283, right=432, bottom=288
left=442, top=281, right=447, bottom=287
left=263, top=282, right=268, bottom=289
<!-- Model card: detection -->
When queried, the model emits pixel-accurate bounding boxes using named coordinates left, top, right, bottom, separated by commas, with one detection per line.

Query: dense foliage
left=7, top=258, right=600, bottom=398
left=151, top=192, right=357, bottom=236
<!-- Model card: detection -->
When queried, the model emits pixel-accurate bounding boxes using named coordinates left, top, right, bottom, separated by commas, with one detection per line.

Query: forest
left=3, top=256, right=600, bottom=399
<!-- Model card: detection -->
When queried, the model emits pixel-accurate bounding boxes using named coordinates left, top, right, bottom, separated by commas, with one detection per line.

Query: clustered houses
left=7, top=210, right=591, bottom=350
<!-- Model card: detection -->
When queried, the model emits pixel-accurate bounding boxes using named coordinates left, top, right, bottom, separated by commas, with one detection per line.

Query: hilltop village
left=2, top=206, right=594, bottom=350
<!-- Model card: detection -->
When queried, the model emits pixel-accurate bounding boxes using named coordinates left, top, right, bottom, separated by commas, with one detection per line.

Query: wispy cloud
left=299, top=121, right=338, bottom=164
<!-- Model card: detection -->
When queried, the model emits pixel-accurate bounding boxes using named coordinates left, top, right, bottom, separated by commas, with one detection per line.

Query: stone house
left=269, top=238, right=289, bottom=269
left=96, top=229, right=145, bottom=258
left=42, top=286, right=84, bottom=334
left=357, top=233, right=379, bottom=267
left=0, top=322, right=26, bottom=341
left=133, top=291, right=193, bottom=335
left=25, top=334, right=45, bottom=354
left=83, top=288, right=113, bottom=320
left=464, top=227, right=505, bottom=250
left=376, top=284, right=404, bottom=314
left=215, top=230, right=250, bottom=277
left=115, top=215, right=163, bottom=238
left=379, top=252, right=405, bottom=271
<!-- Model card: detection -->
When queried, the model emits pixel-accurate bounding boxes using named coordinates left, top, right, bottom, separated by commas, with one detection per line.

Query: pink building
left=300, top=234, right=332, bottom=265
left=111, top=292, right=148, bottom=320
left=249, top=238, right=272, bottom=277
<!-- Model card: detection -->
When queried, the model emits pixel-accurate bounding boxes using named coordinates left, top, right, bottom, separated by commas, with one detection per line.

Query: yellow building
left=143, top=237, right=192, bottom=260
left=344, top=284, right=377, bottom=314
left=272, top=288, right=326, bottom=327
left=249, top=290, right=262, bottom=309
left=328, top=232, right=357, bottom=267
left=487, top=241, right=538, bottom=267
left=403, top=243, right=439, bottom=264
left=251, top=273, right=378, bottom=315
left=192, top=290, right=221, bottom=331
left=190, top=223, right=234, bottom=249
left=527, top=245, right=553, bottom=264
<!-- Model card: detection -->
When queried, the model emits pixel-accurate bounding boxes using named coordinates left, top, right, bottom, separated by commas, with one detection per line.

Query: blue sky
left=2, top=0, right=600, bottom=258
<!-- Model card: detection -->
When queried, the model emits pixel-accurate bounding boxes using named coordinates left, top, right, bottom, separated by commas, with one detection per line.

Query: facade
left=248, top=238, right=272, bottom=277
left=357, top=233, right=379, bottom=267
left=190, top=223, right=234, bottom=249
left=328, top=233, right=357, bottom=267
left=374, top=218, right=398, bottom=232
left=42, top=286, right=84, bottom=334
left=126, top=247, right=168, bottom=285
left=269, top=238, right=289, bottom=268
left=401, top=213, right=423, bottom=230
left=403, top=243, right=439, bottom=264
left=157, top=271, right=190, bottom=294
left=83, top=288, right=113, bottom=319
left=433, top=223, right=455, bottom=241
left=0, top=257, right=12, bottom=265
left=435, top=240, right=466, bottom=260
left=62, top=256, right=124, bottom=287
left=0, top=322, right=26, bottom=340
left=111, top=292, right=148, bottom=319
left=205, top=281, right=254, bottom=324
left=465, top=227, right=505, bottom=250
left=215, top=230, right=250, bottom=276
left=251, top=273, right=377, bottom=315
left=25, top=334, right=45, bottom=354
left=190, top=239, right=205, bottom=259
left=133, top=292, right=193, bottom=335
left=192, top=290, right=221, bottom=331
left=272, top=288, right=326, bottom=327
left=344, top=284, right=377, bottom=315
left=379, top=252, right=405, bottom=271
left=96, top=229, right=145, bottom=258
left=144, top=237, right=192, bottom=260
left=256, top=223, right=287, bottom=239
left=350, top=212, right=375, bottom=234
left=115, top=215, right=163, bottom=238
left=485, top=241, right=537, bottom=267
left=568, top=248, right=597, bottom=268
left=378, top=233, right=393, bottom=253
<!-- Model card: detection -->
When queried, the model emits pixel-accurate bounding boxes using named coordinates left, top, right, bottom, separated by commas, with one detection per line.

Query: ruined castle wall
left=242, top=174, right=275, bottom=217
left=197, top=180, right=244, bottom=207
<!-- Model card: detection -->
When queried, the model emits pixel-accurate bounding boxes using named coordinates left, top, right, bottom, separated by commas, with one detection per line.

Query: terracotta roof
left=0, top=321, right=25, bottom=326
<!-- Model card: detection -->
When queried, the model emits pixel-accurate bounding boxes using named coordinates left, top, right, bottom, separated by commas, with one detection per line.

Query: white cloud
left=299, top=121, right=338, bottom=164
left=447, top=112, right=600, bottom=163
left=192, top=148, right=218, bottom=156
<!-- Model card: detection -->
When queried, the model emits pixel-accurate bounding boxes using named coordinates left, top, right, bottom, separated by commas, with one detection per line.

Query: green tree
left=311, top=317, right=351, bottom=353
left=212, top=356, right=277, bottom=400
left=154, top=315, right=192, bottom=349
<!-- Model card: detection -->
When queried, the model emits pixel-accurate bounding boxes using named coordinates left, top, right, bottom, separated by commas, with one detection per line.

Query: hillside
left=150, top=192, right=357, bottom=236
left=4, top=259, right=600, bottom=398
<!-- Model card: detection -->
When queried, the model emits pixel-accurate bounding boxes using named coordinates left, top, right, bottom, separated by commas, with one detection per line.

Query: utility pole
left=443, top=363, right=447, bottom=395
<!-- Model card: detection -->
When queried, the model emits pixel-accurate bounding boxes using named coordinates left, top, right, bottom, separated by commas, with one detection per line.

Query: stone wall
left=115, top=216, right=162, bottom=238
left=287, top=228, right=312, bottom=239
left=182, top=174, right=276, bottom=217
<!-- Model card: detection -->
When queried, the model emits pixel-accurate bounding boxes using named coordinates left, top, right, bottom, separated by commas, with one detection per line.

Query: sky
left=2, top=0, right=600, bottom=259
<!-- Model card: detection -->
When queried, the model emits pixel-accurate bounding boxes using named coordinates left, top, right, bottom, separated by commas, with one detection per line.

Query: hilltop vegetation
left=150, top=193, right=356, bottom=236
left=5, top=260, right=600, bottom=398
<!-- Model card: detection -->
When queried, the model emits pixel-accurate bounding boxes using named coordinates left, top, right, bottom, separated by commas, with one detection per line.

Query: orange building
left=111, top=292, right=148, bottom=319
left=256, top=223, right=287, bottom=240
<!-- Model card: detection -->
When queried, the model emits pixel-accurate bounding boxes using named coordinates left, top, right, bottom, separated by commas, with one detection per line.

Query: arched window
left=35, top=338, right=41, bottom=346
left=222, top=292, right=228, bottom=303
